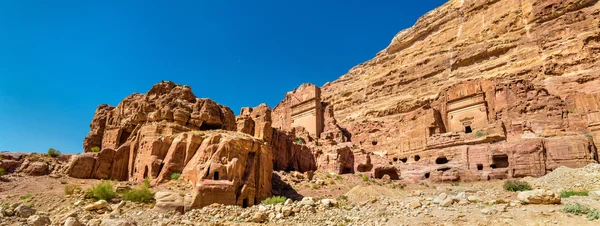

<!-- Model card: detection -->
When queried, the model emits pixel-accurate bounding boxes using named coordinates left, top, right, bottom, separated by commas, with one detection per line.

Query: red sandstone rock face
left=236, top=104, right=318, bottom=173
left=71, top=82, right=273, bottom=209
left=315, top=143, right=354, bottom=174
left=266, top=0, right=600, bottom=182
left=320, top=0, right=600, bottom=157
left=179, top=132, right=272, bottom=209
left=82, top=81, right=236, bottom=153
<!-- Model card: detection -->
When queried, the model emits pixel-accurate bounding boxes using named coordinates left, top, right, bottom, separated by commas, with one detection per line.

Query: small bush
left=475, top=131, right=485, bottom=137
left=0, top=168, right=5, bottom=177
left=170, top=173, right=181, bottom=180
left=335, top=175, right=343, bottom=180
left=585, top=134, right=594, bottom=139
left=90, top=146, right=101, bottom=153
left=451, top=182, right=459, bottom=186
left=295, top=137, right=304, bottom=145
left=563, top=203, right=600, bottom=220
left=20, top=194, right=32, bottom=200
left=503, top=180, right=531, bottom=192
left=47, top=148, right=61, bottom=157
left=561, top=190, right=589, bottom=198
left=329, top=180, right=335, bottom=185
left=564, top=203, right=588, bottom=215
left=85, top=180, right=116, bottom=201
left=325, top=173, right=332, bottom=178
left=588, top=209, right=600, bottom=221
left=316, top=142, right=322, bottom=146
left=362, top=174, right=370, bottom=182
left=261, top=196, right=286, bottom=205
left=64, top=184, right=81, bottom=195
left=495, top=199, right=508, bottom=204
left=311, top=184, right=320, bottom=190
left=122, top=186, right=154, bottom=204
left=337, top=195, right=348, bottom=201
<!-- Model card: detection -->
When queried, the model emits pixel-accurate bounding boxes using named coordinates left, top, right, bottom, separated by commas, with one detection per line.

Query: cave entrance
left=374, top=167, right=400, bottom=180
left=477, top=164, right=483, bottom=170
left=119, top=130, right=131, bottom=146
left=424, top=172, right=430, bottom=179
left=393, top=157, right=398, bottom=162
left=465, top=126, right=472, bottom=134
left=492, top=154, right=509, bottom=168
left=414, top=155, right=421, bottom=162
left=214, top=171, right=220, bottom=180
left=242, top=198, right=249, bottom=208
left=340, top=166, right=354, bottom=174
left=200, top=123, right=222, bottom=130
left=143, top=166, right=149, bottom=179
left=435, top=157, right=449, bottom=164
left=400, top=157, right=407, bottom=163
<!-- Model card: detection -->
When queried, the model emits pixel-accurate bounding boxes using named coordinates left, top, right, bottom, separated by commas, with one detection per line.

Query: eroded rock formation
left=69, top=82, right=272, bottom=208
left=82, top=81, right=236, bottom=153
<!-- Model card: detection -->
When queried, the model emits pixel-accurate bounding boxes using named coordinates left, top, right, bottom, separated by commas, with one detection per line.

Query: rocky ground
left=1, top=165, right=600, bottom=226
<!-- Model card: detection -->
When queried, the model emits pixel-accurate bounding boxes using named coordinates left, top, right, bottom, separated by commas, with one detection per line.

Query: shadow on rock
left=271, top=173, right=303, bottom=201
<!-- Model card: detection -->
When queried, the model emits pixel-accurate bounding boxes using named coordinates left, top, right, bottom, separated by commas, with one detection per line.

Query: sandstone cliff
left=321, top=0, right=600, bottom=154
left=270, top=0, right=600, bottom=182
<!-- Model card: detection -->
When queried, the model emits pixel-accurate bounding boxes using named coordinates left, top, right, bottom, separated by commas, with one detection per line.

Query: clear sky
left=0, top=0, right=446, bottom=154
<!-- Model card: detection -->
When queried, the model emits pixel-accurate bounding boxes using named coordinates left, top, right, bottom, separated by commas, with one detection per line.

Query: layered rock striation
left=270, top=0, right=600, bottom=182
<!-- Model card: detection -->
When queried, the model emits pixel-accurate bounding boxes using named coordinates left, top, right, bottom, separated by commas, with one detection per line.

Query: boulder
left=320, top=199, right=337, bottom=208
left=300, top=197, right=315, bottom=206
left=153, top=192, right=184, bottom=214
left=84, top=200, right=109, bottom=211
left=25, top=162, right=49, bottom=176
left=27, top=215, right=51, bottom=226
left=408, top=200, right=421, bottom=209
left=67, top=153, right=96, bottom=178
left=440, top=197, right=454, bottom=207
left=15, top=205, right=36, bottom=218
left=517, top=190, right=561, bottom=204
left=467, top=196, right=483, bottom=203
left=252, top=212, right=268, bottom=223
left=64, top=217, right=84, bottom=226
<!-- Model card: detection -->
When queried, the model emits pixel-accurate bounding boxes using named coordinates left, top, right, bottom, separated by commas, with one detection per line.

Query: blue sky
left=0, top=0, right=446, bottom=154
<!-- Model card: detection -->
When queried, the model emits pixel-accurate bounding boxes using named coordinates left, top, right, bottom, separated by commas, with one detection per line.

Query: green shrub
left=362, top=174, right=370, bottom=182
left=503, top=180, right=531, bottom=192
left=335, top=175, right=343, bottom=180
left=85, top=180, right=116, bottom=201
left=451, top=182, right=459, bottom=186
left=561, top=190, right=589, bottom=198
left=316, top=142, right=322, bottom=146
left=325, top=173, right=332, bottom=178
left=64, top=184, right=81, bottom=195
left=337, top=195, right=348, bottom=201
left=563, top=203, right=600, bottom=220
left=261, top=196, right=286, bottom=205
left=122, top=185, right=154, bottom=204
left=90, top=146, right=101, bottom=153
left=47, top=148, right=61, bottom=157
left=295, top=137, right=304, bottom=145
left=475, top=131, right=485, bottom=137
left=20, top=194, right=32, bottom=200
left=170, top=173, right=181, bottom=180
left=0, top=168, right=5, bottom=177
left=585, top=134, right=594, bottom=139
